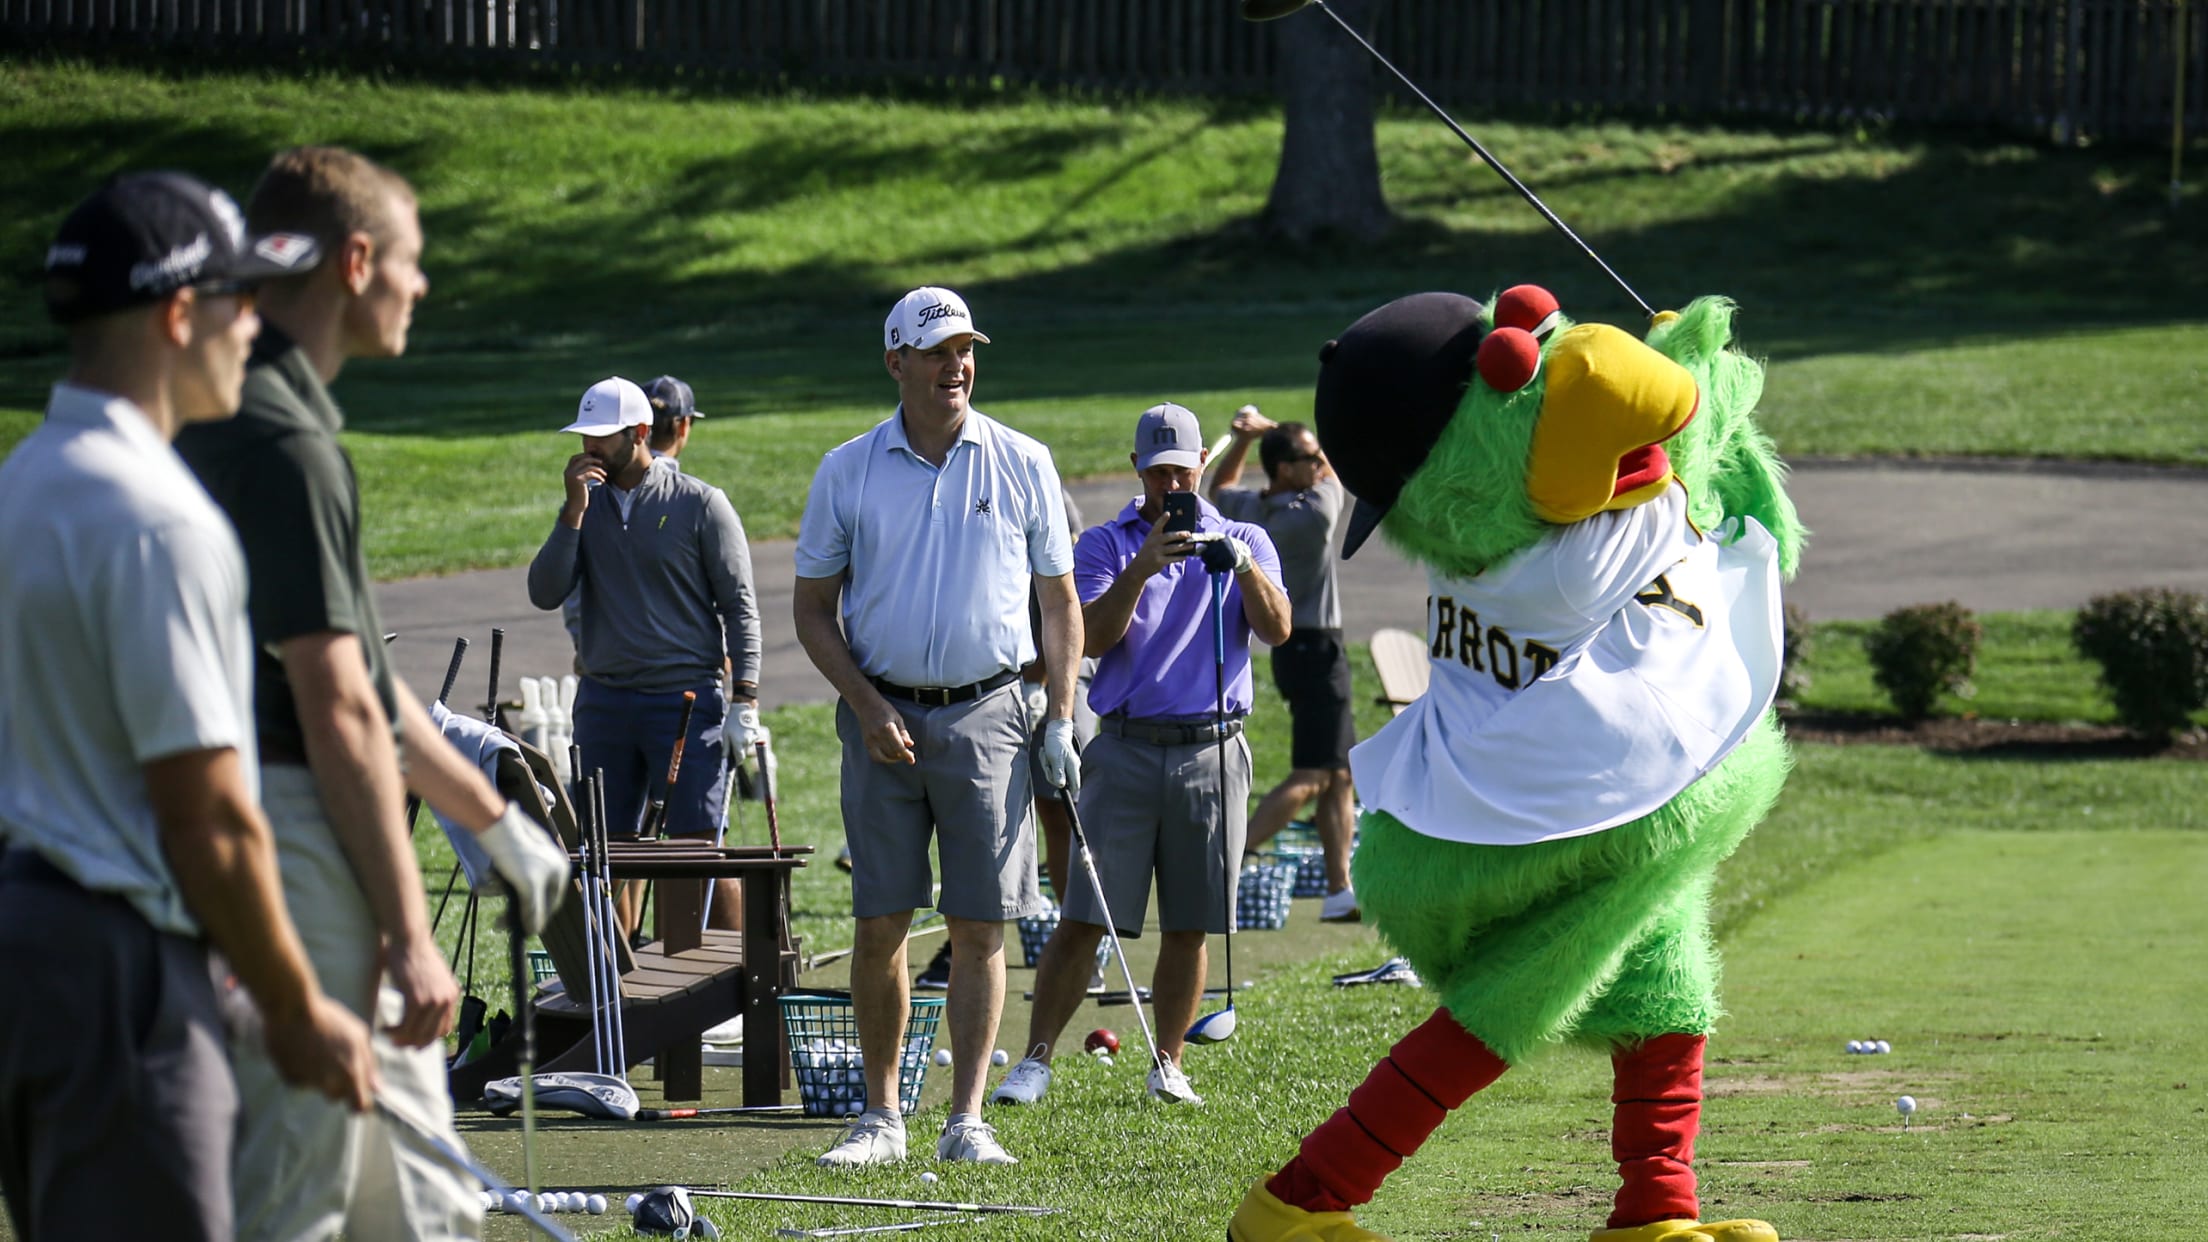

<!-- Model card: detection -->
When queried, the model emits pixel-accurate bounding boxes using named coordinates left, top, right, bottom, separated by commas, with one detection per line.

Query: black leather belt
left=0, top=847, right=71, bottom=886
left=870, top=669, right=1019, bottom=707
left=1100, top=714, right=1246, bottom=747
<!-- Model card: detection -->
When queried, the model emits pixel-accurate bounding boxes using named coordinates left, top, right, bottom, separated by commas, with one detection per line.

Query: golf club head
left=1185, top=1003, right=1238, bottom=1044
left=1241, top=0, right=1315, bottom=19
left=634, top=1186, right=722, bottom=1238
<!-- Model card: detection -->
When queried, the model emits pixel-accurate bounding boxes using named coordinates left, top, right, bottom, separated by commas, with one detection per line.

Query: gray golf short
left=838, top=681, right=1045, bottom=922
left=1060, top=721, right=1252, bottom=938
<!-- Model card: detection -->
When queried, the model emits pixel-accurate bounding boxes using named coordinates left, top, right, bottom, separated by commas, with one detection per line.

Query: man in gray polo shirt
left=794, top=286, right=1083, bottom=1168
left=2, top=171, right=373, bottom=1242
left=528, top=373, right=764, bottom=934
left=1210, top=405, right=1360, bottom=922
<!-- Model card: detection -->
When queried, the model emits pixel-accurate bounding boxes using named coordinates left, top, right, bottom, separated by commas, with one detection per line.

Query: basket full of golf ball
left=779, top=990, right=943, bottom=1117
left=1014, top=901, right=1062, bottom=968
left=1235, top=858, right=1299, bottom=930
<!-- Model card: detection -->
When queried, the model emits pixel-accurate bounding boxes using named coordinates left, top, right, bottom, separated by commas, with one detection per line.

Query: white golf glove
left=1039, top=718, right=1081, bottom=797
left=1221, top=533, right=1256, bottom=574
left=476, top=801, right=569, bottom=934
left=730, top=702, right=764, bottom=756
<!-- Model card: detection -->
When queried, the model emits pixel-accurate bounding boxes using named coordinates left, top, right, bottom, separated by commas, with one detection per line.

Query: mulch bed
left=1779, top=709, right=2208, bottom=762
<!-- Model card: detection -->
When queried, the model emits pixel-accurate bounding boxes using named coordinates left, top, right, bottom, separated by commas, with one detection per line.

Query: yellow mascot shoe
left=1589, top=1222, right=1715, bottom=1242
left=1227, top=1184, right=1392, bottom=1241
left=1694, top=1220, right=1778, bottom=1242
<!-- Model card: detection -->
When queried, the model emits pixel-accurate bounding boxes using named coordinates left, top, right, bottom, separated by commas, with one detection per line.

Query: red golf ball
left=1084, top=1028, right=1120, bottom=1055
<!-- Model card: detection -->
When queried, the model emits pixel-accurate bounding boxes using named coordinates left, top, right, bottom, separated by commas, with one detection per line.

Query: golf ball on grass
left=626, top=1192, right=644, bottom=1213
left=1875, top=1040, right=1892, bottom=1054
left=1846, top=1040, right=1863, bottom=1054
left=932, top=1047, right=953, bottom=1067
left=587, top=1193, right=608, bottom=1214
left=920, top=1172, right=939, bottom=1185
left=1897, top=1095, right=1918, bottom=1116
left=1095, top=1053, right=1114, bottom=1067
left=990, top=1048, right=1010, bottom=1066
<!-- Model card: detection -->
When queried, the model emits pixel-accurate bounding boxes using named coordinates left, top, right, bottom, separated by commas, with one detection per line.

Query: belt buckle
left=918, top=685, right=953, bottom=707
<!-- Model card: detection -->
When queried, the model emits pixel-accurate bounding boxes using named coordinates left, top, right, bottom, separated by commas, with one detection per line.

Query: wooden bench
left=447, top=740, right=809, bottom=1106
left=1368, top=626, right=1430, bottom=715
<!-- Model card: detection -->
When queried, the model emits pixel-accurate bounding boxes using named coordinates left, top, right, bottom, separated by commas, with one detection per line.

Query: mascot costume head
left=1229, top=287, right=1802, bottom=1242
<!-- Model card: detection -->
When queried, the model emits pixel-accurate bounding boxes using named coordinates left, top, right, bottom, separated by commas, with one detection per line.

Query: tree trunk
left=1263, top=0, right=1392, bottom=245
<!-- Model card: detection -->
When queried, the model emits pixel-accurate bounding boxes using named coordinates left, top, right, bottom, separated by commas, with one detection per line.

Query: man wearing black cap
left=0, top=171, right=375, bottom=1242
left=177, top=145, right=569, bottom=1242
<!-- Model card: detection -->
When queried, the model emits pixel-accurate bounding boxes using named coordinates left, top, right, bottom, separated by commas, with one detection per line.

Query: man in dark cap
left=1, top=171, right=374, bottom=1242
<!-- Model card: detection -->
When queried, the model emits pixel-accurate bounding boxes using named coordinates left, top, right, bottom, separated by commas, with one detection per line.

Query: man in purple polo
left=992, top=402, right=1291, bottom=1107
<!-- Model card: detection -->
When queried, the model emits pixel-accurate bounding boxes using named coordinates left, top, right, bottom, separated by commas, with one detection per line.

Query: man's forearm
left=1240, top=567, right=1295, bottom=646
left=1037, top=575, right=1083, bottom=720
left=1081, top=569, right=1147, bottom=657
left=152, top=750, right=322, bottom=1024
left=525, top=523, right=581, bottom=610
left=1210, top=439, right=1256, bottom=497
left=793, top=584, right=881, bottom=707
left=300, top=697, right=434, bottom=945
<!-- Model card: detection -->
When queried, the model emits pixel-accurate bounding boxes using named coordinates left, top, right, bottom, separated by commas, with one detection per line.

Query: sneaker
left=1333, top=956, right=1421, bottom=988
left=1146, top=1060, right=1204, bottom=1105
left=914, top=941, right=953, bottom=991
left=1319, top=886, right=1362, bottom=923
left=817, top=1108, right=907, bottom=1168
left=834, top=844, right=854, bottom=873
left=988, top=1050, right=1052, bottom=1105
left=936, top=1115, right=1018, bottom=1164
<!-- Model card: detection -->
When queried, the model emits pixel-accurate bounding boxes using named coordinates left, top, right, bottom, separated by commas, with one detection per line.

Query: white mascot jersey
left=1351, top=485, right=1783, bottom=846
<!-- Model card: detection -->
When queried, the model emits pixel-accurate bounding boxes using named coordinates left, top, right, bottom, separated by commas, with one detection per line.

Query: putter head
left=1185, top=1004, right=1238, bottom=1044
left=1241, top=0, right=1314, bottom=18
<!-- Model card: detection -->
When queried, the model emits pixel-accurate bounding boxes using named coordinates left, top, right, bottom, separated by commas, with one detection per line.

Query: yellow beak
left=1523, top=323, right=1700, bottom=525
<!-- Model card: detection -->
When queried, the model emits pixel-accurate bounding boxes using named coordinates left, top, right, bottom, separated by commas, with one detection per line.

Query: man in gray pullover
left=527, top=375, right=762, bottom=934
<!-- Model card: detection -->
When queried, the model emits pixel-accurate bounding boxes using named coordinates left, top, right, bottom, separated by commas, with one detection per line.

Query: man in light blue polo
left=793, top=286, right=1083, bottom=1168
left=993, top=402, right=1291, bottom=1109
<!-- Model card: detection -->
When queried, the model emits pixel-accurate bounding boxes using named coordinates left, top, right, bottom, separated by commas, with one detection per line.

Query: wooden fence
left=3, top=0, right=2199, bottom=145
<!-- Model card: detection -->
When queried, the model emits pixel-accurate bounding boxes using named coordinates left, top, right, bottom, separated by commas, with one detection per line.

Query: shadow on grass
left=2, top=83, right=2200, bottom=438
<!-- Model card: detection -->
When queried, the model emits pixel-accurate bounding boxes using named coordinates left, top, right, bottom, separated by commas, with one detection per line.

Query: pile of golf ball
left=792, top=1036, right=936, bottom=1114
left=1845, top=1039, right=1894, bottom=1054
left=479, top=1189, right=607, bottom=1215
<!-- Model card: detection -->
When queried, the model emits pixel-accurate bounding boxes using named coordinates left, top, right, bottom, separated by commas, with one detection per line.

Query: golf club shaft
left=594, top=767, right=627, bottom=1074
left=485, top=626, right=505, bottom=729
left=635, top=1104, right=804, bottom=1119
left=638, top=690, right=698, bottom=839
left=758, top=737, right=783, bottom=852
left=507, top=879, right=538, bottom=1193
left=404, top=635, right=472, bottom=838
left=373, top=1098, right=576, bottom=1242
left=577, top=775, right=603, bottom=1074
left=775, top=1221, right=961, bottom=1238
left=688, top=1189, right=1053, bottom=1215
left=1307, top=0, right=1654, bottom=318
left=1060, top=796, right=1167, bottom=1078
left=1212, top=572, right=1235, bottom=1013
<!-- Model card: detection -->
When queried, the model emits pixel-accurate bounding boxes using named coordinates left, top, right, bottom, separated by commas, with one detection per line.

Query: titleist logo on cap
left=916, top=302, right=961, bottom=326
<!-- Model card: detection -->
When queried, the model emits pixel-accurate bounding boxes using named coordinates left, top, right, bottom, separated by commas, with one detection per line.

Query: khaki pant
left=230, top=764, right=481, bottom=1242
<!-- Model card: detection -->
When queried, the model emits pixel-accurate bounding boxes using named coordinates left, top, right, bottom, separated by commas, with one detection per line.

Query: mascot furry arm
left=1229, top=287, right=1803, bottom=1242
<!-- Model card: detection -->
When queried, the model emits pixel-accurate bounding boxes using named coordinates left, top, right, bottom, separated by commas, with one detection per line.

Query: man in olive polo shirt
left=177, top=145, right=565, bottom=1242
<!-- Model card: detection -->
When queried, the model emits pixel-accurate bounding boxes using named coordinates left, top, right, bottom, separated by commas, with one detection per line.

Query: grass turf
left=1, top=60, right=2203, bottom=578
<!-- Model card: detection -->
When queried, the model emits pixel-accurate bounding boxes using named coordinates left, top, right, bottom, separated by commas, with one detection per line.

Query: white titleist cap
left=884, top=286, right=991, bottom=352
left=560, top=376, right=653, bottom=436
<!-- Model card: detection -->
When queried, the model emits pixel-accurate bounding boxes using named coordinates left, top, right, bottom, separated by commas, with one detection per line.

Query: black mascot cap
left=1314, top=291, right=1487, bottom=558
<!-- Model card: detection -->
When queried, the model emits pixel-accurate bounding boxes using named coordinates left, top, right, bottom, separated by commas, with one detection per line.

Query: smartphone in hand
left=1161, top=491, right=1199, bottom=534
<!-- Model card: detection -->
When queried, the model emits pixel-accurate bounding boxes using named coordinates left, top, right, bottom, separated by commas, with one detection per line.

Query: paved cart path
left=377, top=459, right=2208, bottom=714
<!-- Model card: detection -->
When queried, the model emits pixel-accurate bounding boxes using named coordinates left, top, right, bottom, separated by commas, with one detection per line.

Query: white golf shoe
left=1319, top=886, right=1362, bottom=923
left=988, top=1050, right=1052, bottom=1105
left=816, top=1108, right=907, bottom=1167
left=937, top=1115, right=1019, bottom=1164
left=1146, top=1060, right=1204, bottom=1105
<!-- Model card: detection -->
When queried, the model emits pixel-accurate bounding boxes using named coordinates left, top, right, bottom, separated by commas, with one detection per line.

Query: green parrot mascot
left=1229, top=285, right=1804, bottom=1242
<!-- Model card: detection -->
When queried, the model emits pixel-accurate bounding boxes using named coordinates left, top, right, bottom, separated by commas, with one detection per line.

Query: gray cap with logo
left=1134, top=402, right=1205, bottom=470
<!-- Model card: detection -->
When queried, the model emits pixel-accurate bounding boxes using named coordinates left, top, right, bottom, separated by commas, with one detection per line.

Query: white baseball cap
left=884, top=286, right=991, bottom=352
left=560, top=376, right=653, bottom=436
